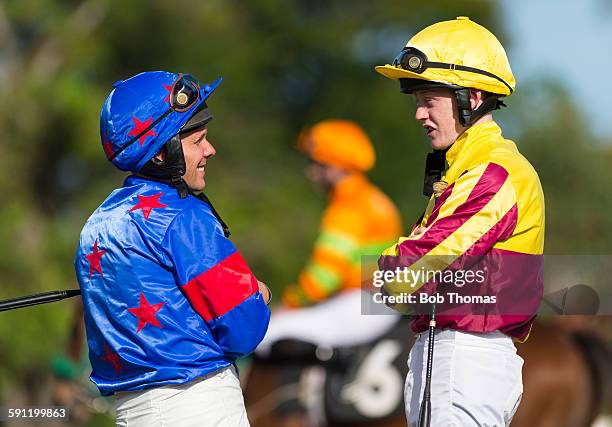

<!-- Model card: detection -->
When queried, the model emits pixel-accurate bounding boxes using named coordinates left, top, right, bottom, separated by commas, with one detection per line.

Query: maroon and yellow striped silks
left=380, top=121, right=544, bottom=341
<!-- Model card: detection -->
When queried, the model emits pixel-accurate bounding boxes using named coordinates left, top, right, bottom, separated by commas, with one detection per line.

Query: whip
left=0, top=289, right=81, bottom=312
left=418, top=298, right=437, bottom=427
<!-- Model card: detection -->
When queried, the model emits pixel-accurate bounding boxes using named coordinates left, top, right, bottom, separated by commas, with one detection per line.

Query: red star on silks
left=129, top=193, right=167, bottom=220
left=127, top=116, right=157, bottom=146
left=163, top=84, right=173, bottom=103
left=86, top=239, right=107, bottom=278
left=102, top=134, right=114, bottom=159
left=128, top=292, right=166, bottom=333
left=102, top=343, right=123, bottom=374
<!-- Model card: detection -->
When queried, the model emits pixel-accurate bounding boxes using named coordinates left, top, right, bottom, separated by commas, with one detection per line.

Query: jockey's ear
left=469, top=89, right=486, bottom=111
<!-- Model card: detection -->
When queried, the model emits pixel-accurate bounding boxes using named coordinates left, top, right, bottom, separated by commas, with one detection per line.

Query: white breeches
left=115, top=366, right=249, bottom=427
left=404, top=329, right=524, bottom=427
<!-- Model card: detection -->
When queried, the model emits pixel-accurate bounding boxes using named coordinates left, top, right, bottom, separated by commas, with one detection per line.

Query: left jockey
left=74, top=71, right=271, bottom=427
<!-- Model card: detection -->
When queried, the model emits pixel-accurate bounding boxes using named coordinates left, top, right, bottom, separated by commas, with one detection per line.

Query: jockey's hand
left=257, top=281, right=272, bottom=305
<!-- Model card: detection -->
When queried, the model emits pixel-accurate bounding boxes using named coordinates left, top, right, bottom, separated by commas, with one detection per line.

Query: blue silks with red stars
left=74, top=176, right=270, bottom=396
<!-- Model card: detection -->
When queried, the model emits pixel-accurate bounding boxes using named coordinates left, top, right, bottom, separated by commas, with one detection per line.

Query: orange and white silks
left=380, top=121, right=545, bottom=342
left=284, top=173, right=402, bottom=307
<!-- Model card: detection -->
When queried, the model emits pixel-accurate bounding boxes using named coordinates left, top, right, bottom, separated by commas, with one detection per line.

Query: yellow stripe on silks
left=383, top=178, right=516, bottom=298
left=382, top=243, right=399, bottom=256
left=429, top=177, right=516, bottom=256
left=382, top=164, right=491, bottom=276
left=431, top=163, right=489, bottom=226
left=420, top=197, right=436, bottom=227
left=419, top=164, right=488, bottom=228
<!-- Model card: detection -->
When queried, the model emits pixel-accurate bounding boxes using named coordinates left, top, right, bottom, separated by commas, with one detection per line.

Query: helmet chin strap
left=138, top=135, right=189, bottom=198
left=454, top=88, right=506, bottom=127
left=171, top=176, right=189, bottom=199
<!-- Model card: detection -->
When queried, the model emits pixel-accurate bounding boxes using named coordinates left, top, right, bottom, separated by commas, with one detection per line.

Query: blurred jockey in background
left=255, top=119, right=403, bottom=420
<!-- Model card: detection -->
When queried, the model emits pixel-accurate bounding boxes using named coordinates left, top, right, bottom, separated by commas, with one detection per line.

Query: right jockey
left=256, top=119, right=402, bottom=354
left=375, top=17, right=545, bottom=426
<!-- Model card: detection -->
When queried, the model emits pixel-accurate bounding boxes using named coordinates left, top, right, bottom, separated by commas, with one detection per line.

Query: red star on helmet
left=86, top=239, right=107, bottom=278
left=102, top=343, right=123, bottom=374
left=128, top=292, right=166, bottom=333
left=127, top=116, right=158, bottom=146
left=129, top=193, right=167, bottom=220
left=102, top=134, right=114, bottom=159
left=163, top=83, right=173, bottom=103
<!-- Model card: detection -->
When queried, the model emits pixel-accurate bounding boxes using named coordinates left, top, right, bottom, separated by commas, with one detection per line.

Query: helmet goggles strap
left=393, top=47, right=513, bottom=94
left=108, top=74, right=201, bottom=161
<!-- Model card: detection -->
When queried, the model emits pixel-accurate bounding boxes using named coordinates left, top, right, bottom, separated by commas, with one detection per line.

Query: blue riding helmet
left=100, top=71, right=221, bottom=173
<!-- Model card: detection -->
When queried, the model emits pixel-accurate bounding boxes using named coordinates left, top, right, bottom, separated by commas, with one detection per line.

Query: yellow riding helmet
left=297, top=120, right=375, bottom=172
left=375, top=16, right=515, bottom=97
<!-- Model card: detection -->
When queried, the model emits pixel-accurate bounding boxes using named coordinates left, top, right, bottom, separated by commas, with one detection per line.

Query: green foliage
left=500, top=78, right=612, bottom=253
left=0, top=0, right=609, bottom=420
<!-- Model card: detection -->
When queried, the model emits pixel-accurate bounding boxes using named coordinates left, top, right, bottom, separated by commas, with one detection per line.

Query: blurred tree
left=496, top=77, right=612, bottom=253
left=0, top=1, right=609, bottom=425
